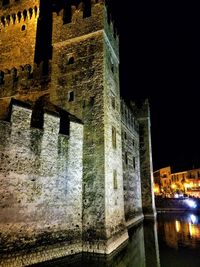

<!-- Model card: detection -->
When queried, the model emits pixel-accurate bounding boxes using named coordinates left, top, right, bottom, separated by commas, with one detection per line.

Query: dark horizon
left=110, top=0, right=200, bottom=173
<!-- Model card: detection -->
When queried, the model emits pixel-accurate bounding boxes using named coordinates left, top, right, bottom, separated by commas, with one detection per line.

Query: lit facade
left=154, top=166, right=200, bottom=197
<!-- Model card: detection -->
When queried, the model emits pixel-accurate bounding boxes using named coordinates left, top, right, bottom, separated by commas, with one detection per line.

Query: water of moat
left=32, top=212, right=200, bottom=267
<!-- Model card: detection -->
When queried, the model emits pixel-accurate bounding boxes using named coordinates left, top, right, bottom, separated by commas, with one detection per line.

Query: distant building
left=154, top=166, right=200, bottom=197
left=153, top=166, right=171, bottom=195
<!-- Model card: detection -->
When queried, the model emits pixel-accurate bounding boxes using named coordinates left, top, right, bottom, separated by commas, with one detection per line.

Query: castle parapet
left=0, top=5, right=38, bottom=28
left=52, top=0, right=119, bottom=57
left=121, top=99, right=139, bottom=133
left=0, top=62, right=50, bottom=98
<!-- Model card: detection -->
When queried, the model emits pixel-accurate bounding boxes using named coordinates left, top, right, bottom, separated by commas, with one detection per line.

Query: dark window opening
left=125, top=152, right=128, bottom=165
left=112, top=126, right=117, bottom=149
left=124, top=131, right=127, bottom=140
left=17, top=11, right=22, bottom=22
left=68, top=91, right=74, bottom=102
left=34, top=6, right=38, bottom=15
left=23, top=9, right=27, bottom=20
left=21, top=25, right=26, bottom=31
left=68, top=56, right=74, bottom=65
left=6, top=15, right=10, bottom=24
left=29, top=8, right=33, bottom=19
left=1, top=16, right=6, bottom=26
left=133, top=157, right=136, bottom=169
left=133, top=139, right=135, bottom=146
left=0, top=71, right=4, bottom=85
left=111, top=64, right=114, bottom=73
left=12, top=14, right=16, bottom=24
left=111, top=96, right=115, bottom=109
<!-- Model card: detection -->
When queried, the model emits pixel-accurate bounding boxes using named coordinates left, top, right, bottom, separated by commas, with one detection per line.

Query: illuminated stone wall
left=0, top=102, right=83, bottom=266
left=121, top=101, right=143, bottom=226
left=51, top=0, right=128, bottom=254
left=131, top=100, right=156, bottom=218
left=0, top=0, right=155, bottom=264
left=0, top=0, right=40, bottom=70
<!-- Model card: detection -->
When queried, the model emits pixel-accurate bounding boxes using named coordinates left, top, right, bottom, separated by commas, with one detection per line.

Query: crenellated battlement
left=0, top=62, right=51, bottom=96
left=0, top=0, right=40, bottom=70
left=0, top=5, right=38, bottom=28
left=52, top=0, right=119, bottom=56
left=121, top=99, right=139, bottom=134
left=130, top=99, right=150, bottom=119
left=0, top=0, right=39, bottom=11
left=3, top=98, right=82, bottom=136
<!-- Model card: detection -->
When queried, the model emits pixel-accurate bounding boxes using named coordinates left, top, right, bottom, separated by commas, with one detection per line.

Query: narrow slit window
left=133, top=139, right=135, bottom=147
left=133, top=157, right=136, bottom=169
left=68, top=91, right=74, bottom=102
left=124, top=131, right=127, bottom=140
left=111, top=95, right=116, bottom=109
left=125, top=152, right=128, bottom=166
left=112, top=126, right=117, bottom=149
left=113, top=170, right=118, bottom=190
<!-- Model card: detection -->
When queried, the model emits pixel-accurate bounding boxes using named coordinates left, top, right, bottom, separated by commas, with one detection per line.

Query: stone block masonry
left=0, top=0, right=156, bottom=265
left=0, top=102, right=83, bottom=266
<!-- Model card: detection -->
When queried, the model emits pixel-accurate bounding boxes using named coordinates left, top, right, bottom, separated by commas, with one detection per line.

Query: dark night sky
left=109, top=1, right=200, bottom=172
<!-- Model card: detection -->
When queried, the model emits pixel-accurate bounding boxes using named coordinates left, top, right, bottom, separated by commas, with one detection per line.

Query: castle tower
left=0, top=0, right=40, bottom=70
left=130, top=100, right=156, bottom=218
left=50, top=0, right=128, bottom=253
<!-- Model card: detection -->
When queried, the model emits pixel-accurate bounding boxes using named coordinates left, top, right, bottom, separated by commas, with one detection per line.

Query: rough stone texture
left=0, top=0, right=155, bottom=265
left=131, top=100, right=156, bottom=218
left=0, top=0, right=39, bottom=70
left=121, top=101, right=143, bottom=224
left=0, top=103, right=83, bottom=266
left=50, top=0, right=128, bottom=254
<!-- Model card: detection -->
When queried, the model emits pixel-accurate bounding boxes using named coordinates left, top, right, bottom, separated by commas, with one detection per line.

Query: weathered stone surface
left=131, top=100, right=156, bottom=218
left=0, top=0, right=40, bottom=70
left=0, top=0, right=155, bottom=265
left=121, top=101, right=143, bottom=225
left=0, top=103, right=83, bottom=264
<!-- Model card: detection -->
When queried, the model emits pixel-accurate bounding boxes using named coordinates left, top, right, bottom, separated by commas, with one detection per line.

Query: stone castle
left=0, top=0, right=156, bottom=266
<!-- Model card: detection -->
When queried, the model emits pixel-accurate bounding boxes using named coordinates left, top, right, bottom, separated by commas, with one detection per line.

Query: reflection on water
left=32, top=222, right=159, bottom=267
left=33, top=213, right=200, bottom=267
left=157, top=212, right=200, bottom=267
